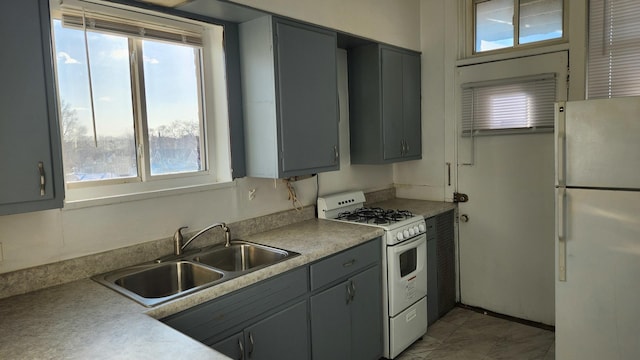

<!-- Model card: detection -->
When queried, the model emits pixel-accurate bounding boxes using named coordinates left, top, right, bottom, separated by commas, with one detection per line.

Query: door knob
left=460, top=214, right=469, bottom=223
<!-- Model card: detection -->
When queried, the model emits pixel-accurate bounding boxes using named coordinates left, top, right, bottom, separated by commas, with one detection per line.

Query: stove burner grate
left=336, top=207, right=414, bottom=224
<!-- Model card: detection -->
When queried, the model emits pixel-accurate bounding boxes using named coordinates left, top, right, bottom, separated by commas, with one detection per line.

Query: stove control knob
left=408, top=228, right=415, bottom=236
left=413, top=226, right=420, bottom=234
left=418, top=224, right=426, bottom=232
left=396, top=232, right=404, bottom=241
left=403, top=229, right=410, bottom=238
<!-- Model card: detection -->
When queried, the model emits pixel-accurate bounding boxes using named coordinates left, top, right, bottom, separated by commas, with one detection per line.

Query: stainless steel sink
left=95, top=261, right=225, bottom=307
left=192, top=241, right=291, bottom=272
left=93, top=240, right=299, bottom=307
left=114, top=261, right=223, bottom=298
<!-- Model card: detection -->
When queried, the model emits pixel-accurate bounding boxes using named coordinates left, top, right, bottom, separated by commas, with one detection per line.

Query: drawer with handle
left=309, top=237, right=380, bottom=291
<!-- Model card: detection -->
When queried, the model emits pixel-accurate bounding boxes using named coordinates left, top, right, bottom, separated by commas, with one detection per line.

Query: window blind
left=461, top=74, right=556, bottom=136
left=588, top=0, right=640, bottom=99
left=62, top=12, right=202, bottom=47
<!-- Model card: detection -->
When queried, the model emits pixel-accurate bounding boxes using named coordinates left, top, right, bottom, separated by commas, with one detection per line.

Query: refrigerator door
left=556, top=188, right=640, bottom=360
left=560, top=96, right=640, bottom=189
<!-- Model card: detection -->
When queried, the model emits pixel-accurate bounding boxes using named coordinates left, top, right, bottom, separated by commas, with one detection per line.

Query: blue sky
left=52, top=20, right=200, bottom=138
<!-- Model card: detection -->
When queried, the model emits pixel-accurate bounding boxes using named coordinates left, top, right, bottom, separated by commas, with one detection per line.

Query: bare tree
left=59, top=100, right=87, bottom=141
left=150, top=120, right=199, bottom=139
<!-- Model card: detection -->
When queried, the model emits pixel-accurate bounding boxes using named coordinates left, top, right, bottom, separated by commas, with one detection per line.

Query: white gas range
left=318, top=191, right=428, bottom=359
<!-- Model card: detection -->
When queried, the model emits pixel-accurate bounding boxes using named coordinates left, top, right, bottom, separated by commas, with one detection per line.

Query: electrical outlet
left=248, top=188, right=256, bottom=200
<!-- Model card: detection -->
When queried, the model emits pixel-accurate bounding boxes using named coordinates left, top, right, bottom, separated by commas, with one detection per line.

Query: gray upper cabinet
left=0, top=0, right=64, bottom=215
left=239, top=16, right=339, bottom=178
left=348, top=44, right=422, bottom=164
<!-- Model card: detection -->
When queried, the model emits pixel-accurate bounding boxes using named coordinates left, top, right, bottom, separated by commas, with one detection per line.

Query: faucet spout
left=178, top=222, right=230, bottom=255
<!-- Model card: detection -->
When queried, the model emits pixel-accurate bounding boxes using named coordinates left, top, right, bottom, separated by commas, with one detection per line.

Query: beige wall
left=0, top=0, right=419, bottom=274
left=229, top=0, right=421, bottom=51
left=409, top=0, right=587, bottom=325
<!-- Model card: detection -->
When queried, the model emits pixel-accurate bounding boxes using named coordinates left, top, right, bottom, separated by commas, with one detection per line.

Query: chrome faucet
left=173, top=222, right=231, bottom=256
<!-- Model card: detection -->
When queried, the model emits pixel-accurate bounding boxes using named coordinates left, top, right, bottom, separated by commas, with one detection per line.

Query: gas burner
left=369, top=216, right=390, bottom=225
left=383, top=209, right=413, bottom=221
left=336, top=211, right=362, bottom=222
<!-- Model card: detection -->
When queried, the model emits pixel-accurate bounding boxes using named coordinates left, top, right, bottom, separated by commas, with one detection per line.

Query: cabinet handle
left=400, top=140, right=405, bottom=155
left=248, top=332, right=254, bottom=358
left=350, top=281, right=356, bottom=301
left=238, top=339, right=244, bottom=360
left=38, top=161, right=46, bottom=196
left=342, top=259, right=356, bottom=268
left=346, top=282, right=353, bottom=304
left=333, top=145, right=339, bottom=164
left=405, top=141, right=409, bottom=154
left=447, top=162, right=451, bottom=186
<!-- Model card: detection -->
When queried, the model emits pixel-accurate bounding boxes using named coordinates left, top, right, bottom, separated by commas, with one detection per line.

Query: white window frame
left=51, top=0, right=233, bottom=206
left=463, top=0, right=569, bottom=58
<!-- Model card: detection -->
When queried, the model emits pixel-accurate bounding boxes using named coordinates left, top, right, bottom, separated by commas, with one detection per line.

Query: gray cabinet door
left=0, top=0, right=63, bottom=214
left=245, top=300, right=309, bottom=360
left=212, top=332, right=244, bottom=360
left=426, top=218, right=439, bottom=325
left=350, top=265, right=382, bottom=360
left=275, top=20, right=339, bottom=176
left=436, top=210, right=456, bottom=317
left=348, top=44, right=421, bottom=164
left=310, top=280, right=351, bottom=360
left=381, top=48, right=404, bottom=161
left=402, top=52, right=422, bottom=159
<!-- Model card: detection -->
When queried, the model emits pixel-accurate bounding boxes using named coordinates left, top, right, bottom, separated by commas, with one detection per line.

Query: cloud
left=144, top=56, right=159, bottom=64
left=110, top=49, right=129, bottom=60
left=58, top=52, right=80, bottom=64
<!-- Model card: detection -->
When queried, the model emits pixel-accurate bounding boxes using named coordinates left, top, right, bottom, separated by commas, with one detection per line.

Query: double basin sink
left=93, top=241, right=299, bottom=307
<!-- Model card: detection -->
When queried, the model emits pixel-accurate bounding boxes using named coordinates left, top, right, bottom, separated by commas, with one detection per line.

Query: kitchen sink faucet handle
left=173, top=226, right=189, bottom=255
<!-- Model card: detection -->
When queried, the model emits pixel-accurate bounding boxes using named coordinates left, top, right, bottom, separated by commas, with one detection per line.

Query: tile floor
left=396, top=307, right=555, bottom=360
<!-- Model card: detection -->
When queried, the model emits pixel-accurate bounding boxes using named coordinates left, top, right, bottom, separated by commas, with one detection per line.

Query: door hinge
left=453, top=192, right=469, bottom=203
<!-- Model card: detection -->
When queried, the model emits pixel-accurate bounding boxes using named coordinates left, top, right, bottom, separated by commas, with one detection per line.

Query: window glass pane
left=475, top=0, right=514, bottom=52
left=519, top=0, right=563, bottom=44
left=53, top=20, right=137, bottom=183
left=142, top=40, right=204, bottom=176
left=461, top=74, right=556, bottom=135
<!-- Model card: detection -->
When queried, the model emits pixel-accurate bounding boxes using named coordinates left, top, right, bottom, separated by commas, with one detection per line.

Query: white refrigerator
left=555, top=97, right=640, bottom=360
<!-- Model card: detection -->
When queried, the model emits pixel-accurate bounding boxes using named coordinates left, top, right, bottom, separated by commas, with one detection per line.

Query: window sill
left=457, top=43, right=569, bottom=67
left=62, top=180, right=236, bottom=211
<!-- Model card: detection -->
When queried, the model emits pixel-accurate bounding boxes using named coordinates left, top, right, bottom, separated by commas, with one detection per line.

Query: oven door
left=386, top=234, right=427, bottom=317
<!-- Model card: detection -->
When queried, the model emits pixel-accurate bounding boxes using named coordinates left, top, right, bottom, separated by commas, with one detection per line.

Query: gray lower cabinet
left=213, top=300, right=309, bottom=360
left=348, top=44, right=421, bottom=164
left=163, top=238, right=382, bottom=360
left=0, top=0, right=64, bottom=215
left=162, top=267, right=309, bottom=358
left=309, top=238, right=382, bottom=360
left=310, top=266, right=381, bottom=360
left=239, top=15, right=339, bottom=178
left=426, top=210, right=456, bottom=325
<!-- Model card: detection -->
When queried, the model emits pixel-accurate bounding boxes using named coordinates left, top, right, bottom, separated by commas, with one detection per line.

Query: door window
left=472, top=0, right=564, bottom=54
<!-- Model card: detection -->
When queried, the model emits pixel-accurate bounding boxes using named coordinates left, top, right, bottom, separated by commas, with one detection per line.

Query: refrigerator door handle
left=555, top=102, right=566, bottom=187
left=557, top=188, right=567, bottom=282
